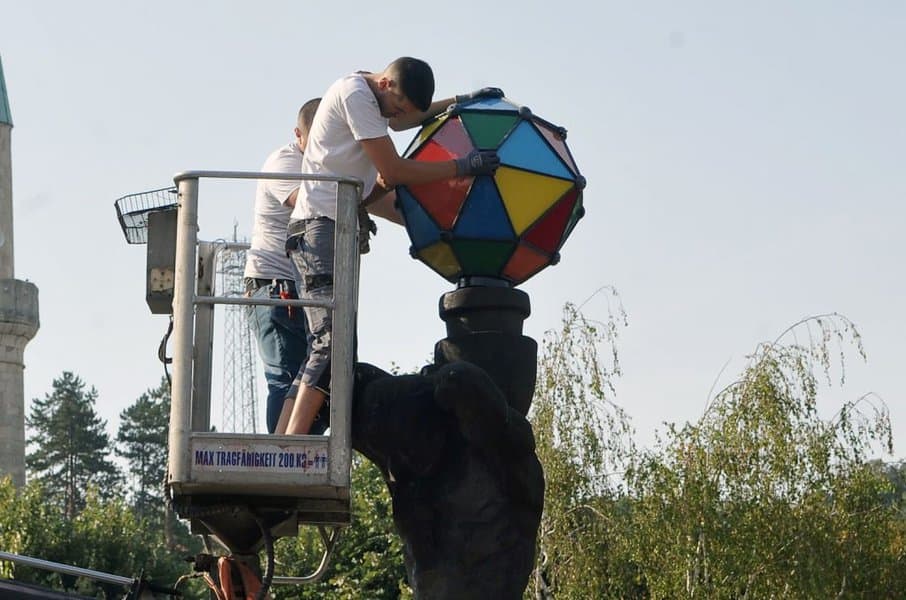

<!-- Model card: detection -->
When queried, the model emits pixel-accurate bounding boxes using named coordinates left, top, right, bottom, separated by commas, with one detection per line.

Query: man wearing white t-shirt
left=284, top=56, right=503, bottom=435
left=244, top=98, right=320, bottom=434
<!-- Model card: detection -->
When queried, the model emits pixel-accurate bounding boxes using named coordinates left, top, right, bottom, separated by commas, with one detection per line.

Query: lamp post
left=398, top=94, right=585, bottom=416
left=354, top=94, right=587, bottom=598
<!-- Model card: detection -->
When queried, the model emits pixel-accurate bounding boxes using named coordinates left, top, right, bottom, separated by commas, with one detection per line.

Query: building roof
left=0, top=55, right=12, bottom=126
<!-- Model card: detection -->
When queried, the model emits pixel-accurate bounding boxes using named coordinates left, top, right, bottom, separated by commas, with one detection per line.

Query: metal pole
left=194, top=295, right=330, bottom=309
left=0, top=551, right=134, bottom=587
left=167, top=177, right=199, bottom=486
left=328, top=181, right=359, bottom=489
left=192, top=241, right=217, bottom=433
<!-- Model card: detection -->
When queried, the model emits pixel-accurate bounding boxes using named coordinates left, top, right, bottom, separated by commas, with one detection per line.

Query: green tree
left=117, top=376, right=170, bottom=520
left=26, top=372, right=122, bottom=519
left=531, top=304, right=906, bottom=599
left=530, top=290, right=641, bottom=598
left=624, top=314, right=904, bottom=598
left=0, top=478, right=200, bottom=598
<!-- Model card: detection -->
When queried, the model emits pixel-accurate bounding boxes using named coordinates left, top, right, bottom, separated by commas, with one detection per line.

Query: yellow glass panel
left=419, top=241, right=460, bottom=278
left=495, top=167, right=573, bottom=235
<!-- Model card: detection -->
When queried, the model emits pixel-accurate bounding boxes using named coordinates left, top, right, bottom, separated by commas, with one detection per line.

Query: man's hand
left=455, top=87, right=505, bottom=104
left=455, top=150, right=501, bottom=177
left=358, top=204, right=378, bottom=254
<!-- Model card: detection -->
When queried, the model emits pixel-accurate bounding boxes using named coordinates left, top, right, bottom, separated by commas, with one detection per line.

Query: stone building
left=0, top=55, right=39, bottom=487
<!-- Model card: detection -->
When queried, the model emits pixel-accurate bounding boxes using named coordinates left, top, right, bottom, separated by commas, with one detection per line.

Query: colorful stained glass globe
left=397, top=95, right=585, bottom=286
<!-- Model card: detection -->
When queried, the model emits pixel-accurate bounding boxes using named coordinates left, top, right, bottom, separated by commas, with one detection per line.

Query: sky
left=2, top=1, right=903, bottom=458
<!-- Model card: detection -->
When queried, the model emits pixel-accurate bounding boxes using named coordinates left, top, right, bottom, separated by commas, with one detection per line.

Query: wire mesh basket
left=114, top=186, right=178, bottom=244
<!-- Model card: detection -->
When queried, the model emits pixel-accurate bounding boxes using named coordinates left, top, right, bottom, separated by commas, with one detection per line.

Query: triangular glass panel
left=535, top=120, right=579, bottom=176
left=495, top=166, right=574, bottom=235
left=461, top=112, right=519, bottom=150
left=451, top=239, right=515, bottom=278
left=525, top=188, right=578, bottom=253
left=418, top=241, right=461, bottom=281
left=562, top=192, right=585, bottom=242
left=405, top=170, right=472, bottom=231
left=403, top=114, right=448, bottom=158
left=461, top=96, right=519, bottom=111
left=503, top=243, right=551, bottom=285
left=397, top=186, right=440, bottom=250
left=453, top=176, right=514, bottom=240
left=498, top=120, right=574, bottom=180
left=433, top=117, right=475, bottom=157
left=413, top=139, right=456, bottom=162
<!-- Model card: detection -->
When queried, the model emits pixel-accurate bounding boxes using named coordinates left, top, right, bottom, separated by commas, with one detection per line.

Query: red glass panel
left=414, top=139, right=456, bottom=162
left=524, top=188, right=578, bottom=253
left=409, top=140, right=472, bottom=228
left=503, top=243, right=550, bottom=284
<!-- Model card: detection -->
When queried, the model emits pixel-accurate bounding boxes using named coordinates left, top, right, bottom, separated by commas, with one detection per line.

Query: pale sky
left=2, top=1, right=903, bottom=457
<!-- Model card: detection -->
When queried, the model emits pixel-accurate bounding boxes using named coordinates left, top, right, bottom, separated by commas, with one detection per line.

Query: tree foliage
left=0, top=478, right=198, bottom=598
left=530, top=289, right=640, bottom=598
left=531, top=304, right=906, bottom=599
left=625, top=314, right=904, bottom=598
left=116, top=376, right=170, bottom=520
left=10, top=305, right=906, bottom=599
left=26, top=372, right=122, bottom=519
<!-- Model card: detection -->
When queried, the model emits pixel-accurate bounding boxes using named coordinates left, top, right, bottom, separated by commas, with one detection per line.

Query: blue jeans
left=246, top=280, right=309, bottom=433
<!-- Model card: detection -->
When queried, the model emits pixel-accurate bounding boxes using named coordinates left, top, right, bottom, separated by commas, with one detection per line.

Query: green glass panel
left=0, top=56, right=11, bottom=125
left=562, top=192, right=585, bottom=242
left=451, top=239, right=515, bottom=277
left=461, top=112, right=519, bottom=150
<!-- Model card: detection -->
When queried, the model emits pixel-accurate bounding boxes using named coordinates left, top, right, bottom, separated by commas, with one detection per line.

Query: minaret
left=0, top=54, right=39, bottom=487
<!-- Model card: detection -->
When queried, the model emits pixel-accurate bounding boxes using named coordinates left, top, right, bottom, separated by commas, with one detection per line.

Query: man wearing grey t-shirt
left=244, top=98, right=320, bottom=434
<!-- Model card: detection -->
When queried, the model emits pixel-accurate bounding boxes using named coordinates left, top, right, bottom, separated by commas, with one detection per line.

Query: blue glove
left=455, top=87, right=505, bottom=104
left=455, top=150, right=501, bottom=177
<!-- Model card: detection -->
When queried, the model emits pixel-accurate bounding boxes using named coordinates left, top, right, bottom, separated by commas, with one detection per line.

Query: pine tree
left=116, top=377, right=170, bottom=520
left=26, top=372, right=122, bottom=519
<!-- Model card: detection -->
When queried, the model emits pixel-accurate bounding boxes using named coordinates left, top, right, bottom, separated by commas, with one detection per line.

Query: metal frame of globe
left=397, top=95, right=586, bottom=287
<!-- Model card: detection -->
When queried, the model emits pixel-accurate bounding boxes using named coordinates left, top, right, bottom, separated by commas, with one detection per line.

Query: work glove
left=358, top=204, right=377, bottom=254
left=455, top=150, right=501, bottom=177
left=455, top=87, right=505, bottom=104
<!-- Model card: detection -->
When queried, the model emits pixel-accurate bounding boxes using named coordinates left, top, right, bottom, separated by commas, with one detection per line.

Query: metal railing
left=167, top=170, right=362, bottom=493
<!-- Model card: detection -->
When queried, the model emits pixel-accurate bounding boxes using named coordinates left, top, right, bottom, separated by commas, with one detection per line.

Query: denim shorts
left=288, top=218, right=335, bottom=394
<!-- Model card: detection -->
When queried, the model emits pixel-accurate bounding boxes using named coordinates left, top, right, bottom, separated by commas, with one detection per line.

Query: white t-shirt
left=243, top=142, right=303, bottom=280
left=290, top=73, right=389, bottom=221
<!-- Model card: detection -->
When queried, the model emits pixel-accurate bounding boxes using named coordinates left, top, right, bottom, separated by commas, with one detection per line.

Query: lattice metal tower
left=217, top=225, right=258, bottom=433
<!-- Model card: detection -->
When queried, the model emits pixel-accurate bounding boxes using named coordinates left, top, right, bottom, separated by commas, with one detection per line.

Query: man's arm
left=359, top=135, right=458, bottom=186
left=388, top=96, right=455, bottom=131
left=366, top=192, right=403, bottom=226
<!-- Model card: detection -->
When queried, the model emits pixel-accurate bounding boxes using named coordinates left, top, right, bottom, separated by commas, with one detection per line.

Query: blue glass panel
left=498, top=121, right=574, bottom=180
left=398, top=187, right=440, bottom=250
left=453, top=176, right=514, bottom=240
left=462, top=97, right=519, bottom=112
